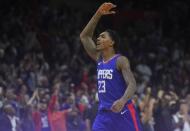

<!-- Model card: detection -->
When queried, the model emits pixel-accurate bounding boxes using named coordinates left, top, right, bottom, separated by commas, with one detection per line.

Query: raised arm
left=111, top=56, right=137, bottom=112
left=27, top=89, right=38, bottom=105
left=48, top=85, right=59, bottom=112
left=80, top=2, right=116, bottom=61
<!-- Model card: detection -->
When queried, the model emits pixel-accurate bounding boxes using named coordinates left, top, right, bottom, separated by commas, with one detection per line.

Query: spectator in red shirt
left=48, top=83, right=72, bottom=131
left=28, top=89, right=51, bottom=131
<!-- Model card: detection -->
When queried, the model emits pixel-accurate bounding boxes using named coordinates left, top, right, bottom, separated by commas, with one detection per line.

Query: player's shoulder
left=116, top=55, right=129, bottom=63
left=116, top=55, right=130, bottom=70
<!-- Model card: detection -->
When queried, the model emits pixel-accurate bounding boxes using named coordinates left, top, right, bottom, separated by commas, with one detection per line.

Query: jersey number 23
left=98, top=80, right=106, bottom=93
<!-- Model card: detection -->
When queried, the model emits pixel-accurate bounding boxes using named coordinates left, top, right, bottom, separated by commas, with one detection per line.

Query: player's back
left=97, top=54, right=129, bottom=110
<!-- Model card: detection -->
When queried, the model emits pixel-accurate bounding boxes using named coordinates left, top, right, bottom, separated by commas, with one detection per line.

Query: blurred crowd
left=0, top=0, right=190, bottom=131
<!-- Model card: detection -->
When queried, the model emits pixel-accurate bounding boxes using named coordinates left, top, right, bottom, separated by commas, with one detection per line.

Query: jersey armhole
left=116, top=55, right=122, bottom=71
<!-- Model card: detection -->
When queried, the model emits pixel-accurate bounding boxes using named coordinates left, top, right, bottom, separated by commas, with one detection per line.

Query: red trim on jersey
left=127, top=103, right=139, bottom=131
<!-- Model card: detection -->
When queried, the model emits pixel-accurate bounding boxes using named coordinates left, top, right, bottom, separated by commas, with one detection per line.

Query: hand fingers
left=111, top=106, right=117, bottom=112
left=104, top=2, right=116, bottom=8
left=106, top=4, right=116, bottom=11
left=111, top=107, right=121, bottom=113
left=111, top=104, right=121, bottom=112
left=111, top=102, right=117, bottom=112
left=102, top=3, right=117, bottom=10
left=105, top=11, right=116, bottom=15
left=108, top=3, right=117, bottom=8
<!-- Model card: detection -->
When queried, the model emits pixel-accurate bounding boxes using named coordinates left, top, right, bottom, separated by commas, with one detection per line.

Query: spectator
left=48, top=84, right=72, bottom=131
left=28, top=89, right=51, bottom=131
left=154, top=91, right=175, bottom=131
left=20, top=105, right=35, bottom=131
left=139, top=87, right=155, bottom=131
left=0, top=103, right=20, bottom=131
left=172, top=100, right=190, bottom=131
left=84, top=93, right=99, bottom=131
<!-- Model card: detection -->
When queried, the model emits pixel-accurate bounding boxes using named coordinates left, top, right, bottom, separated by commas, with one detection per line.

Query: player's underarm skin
left=80, top=12, right=101, bottom=60
left=117, top=56, right=137, bottom=103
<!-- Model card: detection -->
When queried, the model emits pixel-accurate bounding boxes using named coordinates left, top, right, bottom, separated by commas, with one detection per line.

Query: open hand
left=97, top=2, right=116, bottom=15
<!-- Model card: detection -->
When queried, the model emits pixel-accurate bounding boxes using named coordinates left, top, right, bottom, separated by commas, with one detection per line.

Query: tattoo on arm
left=80, top=37, right=99, bottom=60
left=117, top=56, right=137, bottom=103
left=80, top=12, right=101, bottom=61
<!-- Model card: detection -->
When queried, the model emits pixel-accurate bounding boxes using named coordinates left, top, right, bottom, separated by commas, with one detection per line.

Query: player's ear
left=109, top=40, right=114, bottom=46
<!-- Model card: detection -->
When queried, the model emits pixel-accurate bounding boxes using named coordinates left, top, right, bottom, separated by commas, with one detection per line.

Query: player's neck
left=102, top=49, right=115, bottom=62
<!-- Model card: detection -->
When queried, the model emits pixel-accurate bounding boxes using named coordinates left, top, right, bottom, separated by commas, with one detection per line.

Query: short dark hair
left=105, top=29, right=120, bottom=52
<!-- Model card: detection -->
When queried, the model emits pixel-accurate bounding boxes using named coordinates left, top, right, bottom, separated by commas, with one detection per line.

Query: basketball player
left=80, top=2, right=142, bottom=131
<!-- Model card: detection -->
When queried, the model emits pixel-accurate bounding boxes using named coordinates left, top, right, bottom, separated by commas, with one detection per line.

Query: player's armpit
left=116, top=56, right=137, bottom=103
